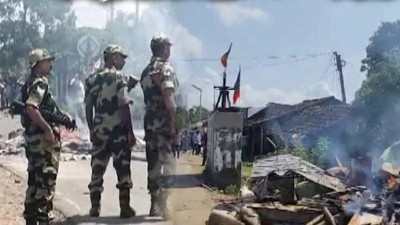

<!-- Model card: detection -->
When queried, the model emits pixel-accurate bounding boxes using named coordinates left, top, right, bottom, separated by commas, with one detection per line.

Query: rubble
left=206, top=154, right=400, bottom=225
left=0, top=128, right=146, bottom=162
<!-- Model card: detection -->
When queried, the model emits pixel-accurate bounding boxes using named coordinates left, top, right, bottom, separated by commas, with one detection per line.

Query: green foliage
left=0, top=0, right=75, bottom=72
left=361, top=20, right=400, bottom=74
left=354, top=20, right=400, bottom=151
left=223, top=185, right=239, bottom=196
left=187, top=106, right=211, bottom=124
left=277, top=137, right=329, bottom=168
left=241, top=162, right=253, bottom=186
left=176, top=106, right=188, bottom=130
left=173, top=106, right=212, bottom=130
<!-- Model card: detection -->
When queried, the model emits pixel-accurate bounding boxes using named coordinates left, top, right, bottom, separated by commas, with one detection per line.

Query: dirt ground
left=171, top=154, right=219, bottom=225
left=0, top=166, right=70, bottom=225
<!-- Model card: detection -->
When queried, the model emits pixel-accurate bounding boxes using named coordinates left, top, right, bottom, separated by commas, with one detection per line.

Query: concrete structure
left=206, top=110, right=243, bottom=189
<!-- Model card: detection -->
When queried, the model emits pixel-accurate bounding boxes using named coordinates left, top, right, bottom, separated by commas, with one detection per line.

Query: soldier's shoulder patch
left=160, top=62, right=174, bottom=76
left=153, top=61, right=174, bottom=76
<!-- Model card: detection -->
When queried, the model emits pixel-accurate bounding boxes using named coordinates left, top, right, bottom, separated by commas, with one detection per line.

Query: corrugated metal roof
left=247, top=107, right=265, bottom=118
left=250, top=154, right=346, bottom=191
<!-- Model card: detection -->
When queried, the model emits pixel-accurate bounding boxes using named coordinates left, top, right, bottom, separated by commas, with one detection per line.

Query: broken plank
left=306, top=214, right=324, bottom=225
left=321, top=206, right=336, bottom=225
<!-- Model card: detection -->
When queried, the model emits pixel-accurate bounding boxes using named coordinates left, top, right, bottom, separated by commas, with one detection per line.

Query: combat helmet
left=150, top=33, right=173, bottom=51
left=28, top=49, right=55, bottom=68
left=103, top=44, right=128, bottom=58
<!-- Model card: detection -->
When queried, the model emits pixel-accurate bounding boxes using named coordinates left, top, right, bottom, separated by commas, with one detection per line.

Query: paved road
left=0, top=153, right=173, bottom=225
left=0, top=115, right=173, bottom=224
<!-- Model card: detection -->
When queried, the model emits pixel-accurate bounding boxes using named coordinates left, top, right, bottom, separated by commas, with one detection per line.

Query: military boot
left=159, top=190, right=172, bottom=220
left=37, top=220, right=49, bottom=225
left=119, top=189, right=136, bottom=218
left=89, top=192, right=101, bottom=217
left=149, top=191, right=162, bottom=217
left=25, top=218, right=37, bottom=225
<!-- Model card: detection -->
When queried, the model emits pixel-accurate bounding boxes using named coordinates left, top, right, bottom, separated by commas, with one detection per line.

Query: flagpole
left=222, top=68, right=227, bottom=108
left=213, top=83, right=216, bottom=109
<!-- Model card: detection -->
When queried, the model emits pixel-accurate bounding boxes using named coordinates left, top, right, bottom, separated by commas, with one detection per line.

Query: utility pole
left=333, top=52, right=347, bottom=103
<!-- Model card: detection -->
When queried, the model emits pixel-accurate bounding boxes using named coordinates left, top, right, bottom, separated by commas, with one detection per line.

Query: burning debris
left=0, top=128, right=146, bottom=161
left=206, top=154, right=400, bottom=225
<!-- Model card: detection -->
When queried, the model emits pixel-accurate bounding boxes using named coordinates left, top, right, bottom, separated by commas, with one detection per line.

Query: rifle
left=10, top=100, right=77, bottom=130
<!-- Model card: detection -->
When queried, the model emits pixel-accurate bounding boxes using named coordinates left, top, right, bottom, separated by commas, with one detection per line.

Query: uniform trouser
left=172, top=144, right=180, bottom=159
left=145, top=133, right=176, bottom=193
left=88, top=133, right=133, bottom=204
left=202, top=148, right=207, bottom=166
left=23, top=135, right=61, bottom=222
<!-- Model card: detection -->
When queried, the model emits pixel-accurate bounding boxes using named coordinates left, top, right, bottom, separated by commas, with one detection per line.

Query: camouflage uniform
left=84, top=45, right=135, bottom=217
left=22, top=49, right=60, bottom=225
left=140, top=33, right=178, bottom=218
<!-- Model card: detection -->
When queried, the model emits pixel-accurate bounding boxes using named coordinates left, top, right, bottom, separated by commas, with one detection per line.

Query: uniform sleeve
left=84, top=78, right=92, bottom=105
left=160, top=64, right=176, bottom=92
left=25, top=82, right=47, bottom=108
left=117, top=76, right=132, bottom=108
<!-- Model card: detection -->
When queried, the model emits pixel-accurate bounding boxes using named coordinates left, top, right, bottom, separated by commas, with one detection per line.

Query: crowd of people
left=173, top=128, right=208, bottom=165
left=0, top=73, right=24, bottom=109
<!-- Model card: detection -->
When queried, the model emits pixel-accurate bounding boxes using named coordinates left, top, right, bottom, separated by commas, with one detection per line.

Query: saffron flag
left=220, top=43, right=232, bottom=68
left=233, top=65, right=241, bottom=104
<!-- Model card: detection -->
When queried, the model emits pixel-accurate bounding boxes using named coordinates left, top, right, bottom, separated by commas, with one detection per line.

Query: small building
left=243, top=96, right=351, bottom=164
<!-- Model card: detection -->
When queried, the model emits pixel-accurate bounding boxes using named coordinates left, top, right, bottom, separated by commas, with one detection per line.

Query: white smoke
left=135, top=5, right=203, bottom=89
left=66, top=75, right=90, bottom=141
left=70, top=3, right=202, bottom=130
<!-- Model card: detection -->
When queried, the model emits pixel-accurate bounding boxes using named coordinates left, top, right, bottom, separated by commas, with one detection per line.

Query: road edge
left=0, top=152, right=148, bottom=225
left=0, top=161, right=81, bottom=224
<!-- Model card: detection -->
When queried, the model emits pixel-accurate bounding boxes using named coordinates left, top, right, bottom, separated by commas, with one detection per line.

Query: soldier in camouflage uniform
left=140, top=33, right=178, bottom=220
left=22, top=49, right=61, bottom=225
left=84, top=45, right=136, bottom=218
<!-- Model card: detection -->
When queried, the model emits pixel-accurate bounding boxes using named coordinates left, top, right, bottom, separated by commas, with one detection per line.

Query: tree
left=353, top=48, right=400, bottom=152
left=188, top=106, right=211, bottom=125
left=0, top=0, right=75, bottom=72
left=353, top=21, right=400, bottom=152
left=360, top=20, right=400, bottom=74
left=176, top=106, right=189, bottom=130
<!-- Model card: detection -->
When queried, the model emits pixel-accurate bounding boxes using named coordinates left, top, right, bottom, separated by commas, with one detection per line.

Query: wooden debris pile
left=205, top=154, right=400, bottom=225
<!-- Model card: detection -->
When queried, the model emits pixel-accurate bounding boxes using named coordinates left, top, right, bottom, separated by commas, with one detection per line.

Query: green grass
left=241, top=162, right=253, bottom=186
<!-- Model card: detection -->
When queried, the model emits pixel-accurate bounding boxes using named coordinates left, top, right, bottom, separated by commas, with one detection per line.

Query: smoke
left=135, top=5, right=202, bottom=83
left=66, top=2, right=204, bottom=130
left=66, top=75, right=90, bottom=141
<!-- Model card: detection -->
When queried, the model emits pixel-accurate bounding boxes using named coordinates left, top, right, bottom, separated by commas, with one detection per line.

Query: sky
left=71, top=0, right=400, bottom=110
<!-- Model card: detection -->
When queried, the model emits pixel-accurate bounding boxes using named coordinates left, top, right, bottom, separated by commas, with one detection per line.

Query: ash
left=0, top=129, right=146, bottom=162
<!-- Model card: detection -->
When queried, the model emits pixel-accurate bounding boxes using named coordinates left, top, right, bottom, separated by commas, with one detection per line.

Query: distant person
left=173, top=129, right=182, bottom=159
left=192, top=130, right=198, bottom=154
left=68, top=73, right=85, bottom=122
left=196, top=130, right=202, bottom=155
left=202, top=129, right=208, bottom=166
